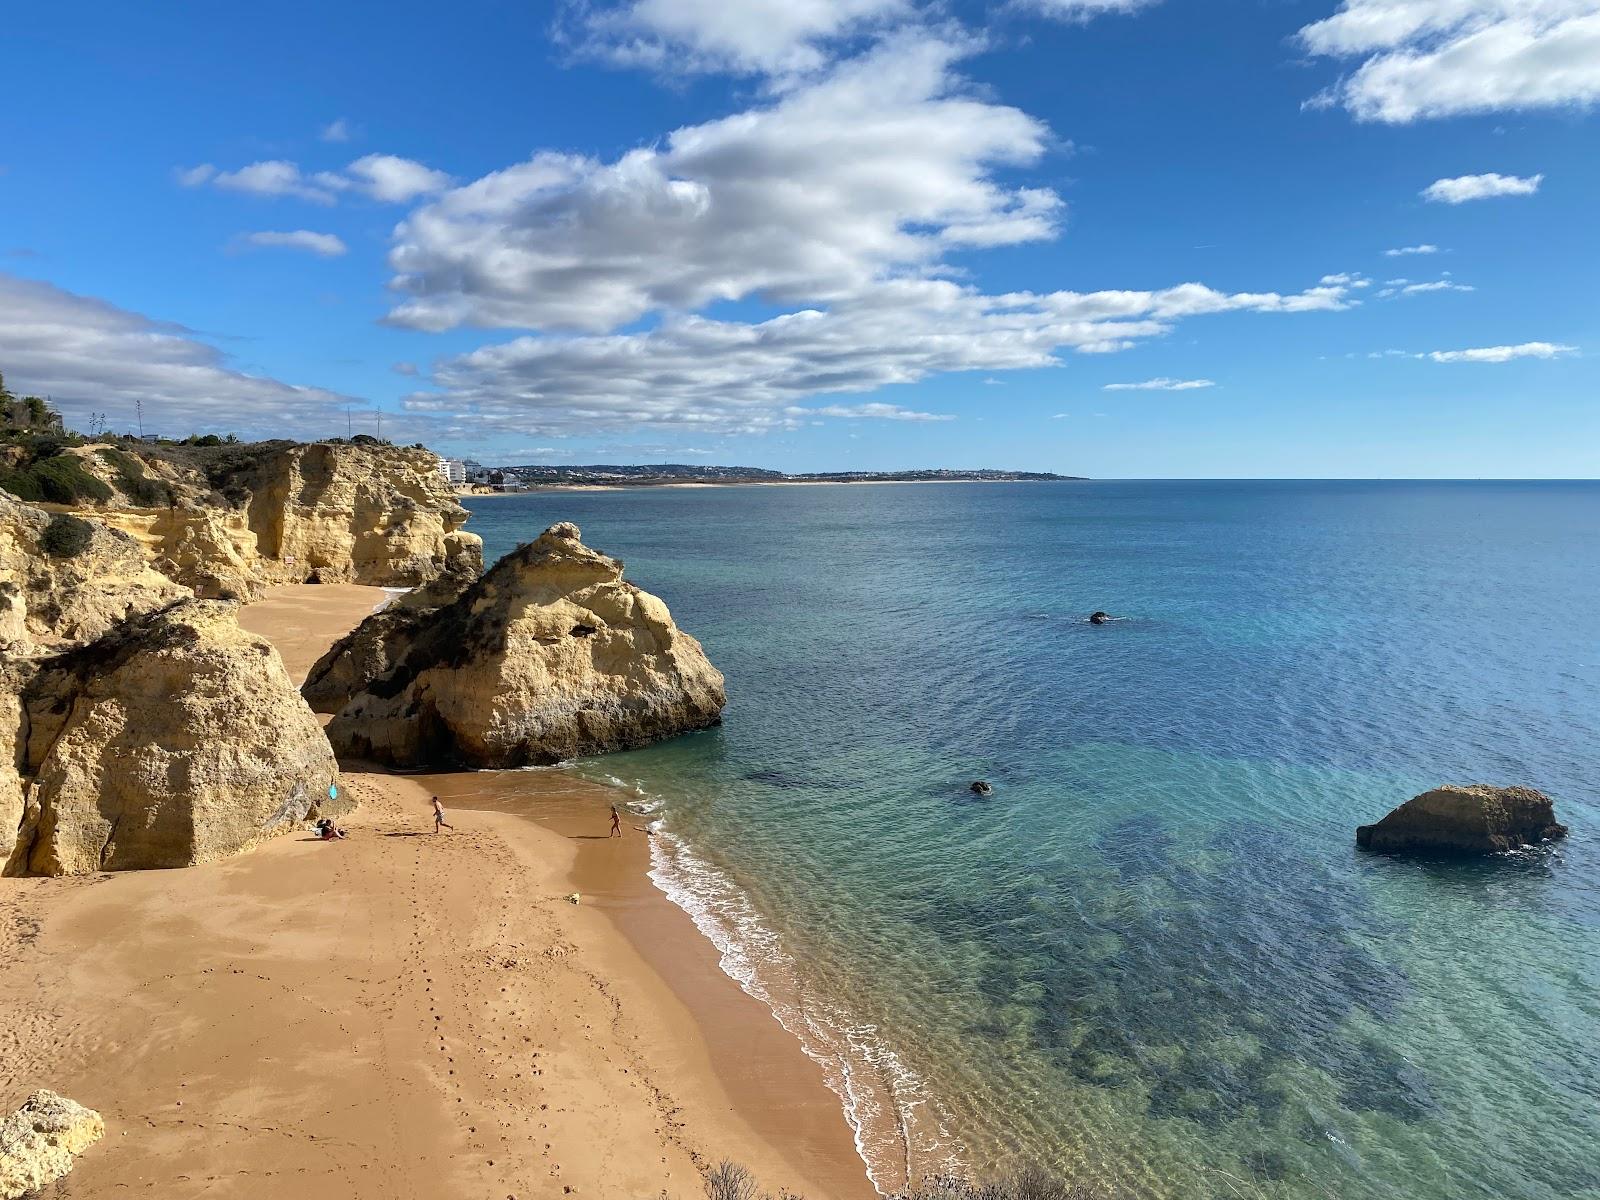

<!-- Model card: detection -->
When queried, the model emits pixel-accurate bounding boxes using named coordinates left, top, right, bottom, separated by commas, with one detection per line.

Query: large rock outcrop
left=0, top=491, right=186, bottom=653
left=4, top=599, right=347, bottom=876
left=0, top=1090, right=104, bottom=1200
left=1356, top=785, right=1568, bottom=855
left=301, top=558, right=478, bottom=713
left=40, top=439, right=481, bottom=599
left=322, top=522, right=725, bottom=768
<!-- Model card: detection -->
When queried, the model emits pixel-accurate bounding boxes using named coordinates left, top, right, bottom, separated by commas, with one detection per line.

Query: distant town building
left=436, top=457, right=467, bottom=486
left=0, top=389, right=65, bottom=435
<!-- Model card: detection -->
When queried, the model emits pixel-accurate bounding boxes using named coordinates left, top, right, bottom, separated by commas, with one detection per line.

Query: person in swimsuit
left=609, top=805, right=623, bottom=838
left=432, top=796, right=453, bottom=833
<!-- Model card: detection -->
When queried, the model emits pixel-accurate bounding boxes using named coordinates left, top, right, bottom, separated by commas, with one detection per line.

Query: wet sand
left=0, top=584, right=872, bottom=1199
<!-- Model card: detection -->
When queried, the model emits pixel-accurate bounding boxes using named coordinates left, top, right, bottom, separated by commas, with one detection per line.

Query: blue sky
left=2, top=0, right=1595, bottom=476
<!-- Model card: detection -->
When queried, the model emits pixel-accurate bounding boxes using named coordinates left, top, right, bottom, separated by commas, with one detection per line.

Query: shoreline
left=0, top=584, right=875, bottom=1198
left=460, top=478, right=1085, bottom=496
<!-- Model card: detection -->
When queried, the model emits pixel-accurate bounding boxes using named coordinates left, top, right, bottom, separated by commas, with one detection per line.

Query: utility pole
left=375, top=410, right=382, bottom=441
left=136, top=398, right=144, bottom=439
left=347, top=406, right=353, bottom=437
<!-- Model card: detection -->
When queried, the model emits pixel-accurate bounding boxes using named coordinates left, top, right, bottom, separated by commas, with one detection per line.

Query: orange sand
left=0, top=585, right=872, bottom=1199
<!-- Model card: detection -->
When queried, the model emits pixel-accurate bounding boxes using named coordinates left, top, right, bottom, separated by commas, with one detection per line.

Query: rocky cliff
left=42, top=439, right=481, bottom=599
left=0, top=491, right=186, bottom=652
left=3, top=599, right=346, bottom=876
left=320, top=522, right=726, bottom=768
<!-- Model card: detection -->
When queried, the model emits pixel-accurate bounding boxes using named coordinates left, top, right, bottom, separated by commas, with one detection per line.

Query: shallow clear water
left=465, top=481, right=1600, bottom=1200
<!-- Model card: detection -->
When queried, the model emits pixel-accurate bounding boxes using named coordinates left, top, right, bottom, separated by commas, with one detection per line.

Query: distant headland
left=462, top=462, right=1086, bottom=490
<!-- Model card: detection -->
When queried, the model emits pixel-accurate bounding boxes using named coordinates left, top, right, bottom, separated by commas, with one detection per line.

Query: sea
left=463, top=480, right=1600, bottom=1200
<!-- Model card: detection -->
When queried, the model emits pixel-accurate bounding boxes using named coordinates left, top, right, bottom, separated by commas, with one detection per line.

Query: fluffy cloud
left=1426, top=341, right=1576, bottom=362
left=402, top=275, right=1358, bottom=436
left=179, top=160, right=338, bottom=203
left=338, top=154, right=453, bottom=203
left=320, top=118, right=354, bottom=143
left=0, top=272, right=360, bottom=438
left=1103, top=377, right=1215, bottom=390
left=576, top=0, right=909, bottom=75
left=1422, top=172, right=1543, bottom=203
left=1384, top=243, right=1439, bottom=256
left=1300, top=1, right=1600, bottom=122
left=385, top=36, right=1060, bottom=334
left=180, top=156, right=449, bottom=204
left=235, top=230, right=348, bottom=256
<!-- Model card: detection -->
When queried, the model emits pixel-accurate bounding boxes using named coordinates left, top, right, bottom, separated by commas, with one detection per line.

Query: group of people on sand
left=314, top=795, right=454, bottom=842
left=316, top=797, right=642, bottom=843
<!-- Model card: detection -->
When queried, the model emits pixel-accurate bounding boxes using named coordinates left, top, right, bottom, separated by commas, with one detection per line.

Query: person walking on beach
left=432, top=796, right=453, bottom=833
left=609, top=805, right=623, bottom=838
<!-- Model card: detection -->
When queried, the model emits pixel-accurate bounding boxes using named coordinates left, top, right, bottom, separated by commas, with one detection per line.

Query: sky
left=2, top=0, right=1596, bottom=477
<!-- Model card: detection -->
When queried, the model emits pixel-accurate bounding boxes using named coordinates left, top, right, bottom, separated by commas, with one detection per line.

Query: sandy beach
left=1, top=585, right=872, bottom=1200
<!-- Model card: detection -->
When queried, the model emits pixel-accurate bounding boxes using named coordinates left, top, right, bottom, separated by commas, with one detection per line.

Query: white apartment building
left=436, top=457, right=467, bottom=486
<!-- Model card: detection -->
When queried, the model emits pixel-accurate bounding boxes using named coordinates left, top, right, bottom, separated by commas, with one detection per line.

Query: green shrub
left=3, top=455, right=115, bottom=505
left=96, top=447, right=172, bottom=506
left=39, top=513, right=95, bottom=559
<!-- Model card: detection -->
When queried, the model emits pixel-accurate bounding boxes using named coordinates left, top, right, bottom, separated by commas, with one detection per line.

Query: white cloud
left=1389, top=279, right=1473, bottom=296
left=175, top=164, right=217, bottom=187
left=794, top=402, right=953, bottom=420
left=320, top=118, right=354, bottom=143
left=1384, top=243, right=1439, bottom=256
left=235, top=230, right=348, bottom=256
left=1422, top=172, right=1543, bottom=203
left=1019, top=0, right=1162, bottom=19
left=0, top=273, right=360, bottom=438
left=401, top=274, right=1358, bottom=436
left=1426, top=341, right=1576, bottom=362
left=210, top=159, right=339, bottom=203
left=384, top=35, right=1062, bottom=333
left=1103, top=377, right=1215, bottom=390
left=1320, top=272, right=1373, bottom=287
left=180, top=156, right=448, bottom=205
left=340, top=154, right=452, bottom=203
left=575, top=0, right=910, bottom=75
left=1300, top=1, right=1600, bottom=122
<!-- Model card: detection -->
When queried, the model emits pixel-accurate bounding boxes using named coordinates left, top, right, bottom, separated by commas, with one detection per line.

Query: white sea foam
left=643, top=815, right=961, bottom=1193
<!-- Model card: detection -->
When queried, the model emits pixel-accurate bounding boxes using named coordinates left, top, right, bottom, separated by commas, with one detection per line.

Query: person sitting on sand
left=315, top=817, right=347, bottom=841
left=609, top=804, right=623, bottom=838
left=432, top=796, right=453, bottom=834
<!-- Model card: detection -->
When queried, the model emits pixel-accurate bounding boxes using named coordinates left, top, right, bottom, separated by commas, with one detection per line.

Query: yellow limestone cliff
left=58, top=439, right=482, bottom=598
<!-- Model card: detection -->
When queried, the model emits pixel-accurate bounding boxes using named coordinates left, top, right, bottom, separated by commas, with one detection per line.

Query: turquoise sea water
left=464, top=482, right=1600, bottom=1200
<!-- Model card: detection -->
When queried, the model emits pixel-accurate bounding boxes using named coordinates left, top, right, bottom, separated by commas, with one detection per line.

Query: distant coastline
left=458, top=465, right=1086, bottom=494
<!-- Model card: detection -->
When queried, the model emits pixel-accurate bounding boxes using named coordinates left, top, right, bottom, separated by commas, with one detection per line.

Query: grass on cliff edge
left=705, top=1161, right=1097, bottom=1200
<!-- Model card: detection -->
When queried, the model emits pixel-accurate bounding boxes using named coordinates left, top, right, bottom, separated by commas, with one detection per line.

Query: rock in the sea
left=1355, top=785, right=1568, bottom=856
left=4, top=599, right=348, bottom=876
left=1089, top=611, right=1112, bottom=625
left=0, top=1090, right=104, bottom=1200
left=324, top=522, right=726, bottom=768
left=0, top=491, right=186, bottom=652
left=970, top=781, right=994, bottom=796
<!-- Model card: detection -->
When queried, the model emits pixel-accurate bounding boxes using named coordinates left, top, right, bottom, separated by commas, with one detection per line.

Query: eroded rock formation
left=50, top=439, right=482, bottom=598
left=0, top=1090, right=104, bottom=1200
left=1356, top=785, right=1568, bottom=855
left=3, top=599, right=347, bottom=876
left=0, top=491, right=185, bottom=652
left=322, top=522, right=726, bottom=768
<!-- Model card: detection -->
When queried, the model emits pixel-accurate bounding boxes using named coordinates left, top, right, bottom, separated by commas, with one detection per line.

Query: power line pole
left=346, top=406, right=352, bottom=437
left=375, top=410, right=382, bottom=441
left=136, top=398, right=144, bottom=439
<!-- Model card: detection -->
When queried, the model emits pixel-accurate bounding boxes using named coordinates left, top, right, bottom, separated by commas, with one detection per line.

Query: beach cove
left=0, top=583, right=873, bottom=1200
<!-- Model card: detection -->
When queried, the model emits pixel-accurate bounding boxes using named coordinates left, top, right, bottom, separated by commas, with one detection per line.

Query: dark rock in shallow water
left=1356, top=785, right=1568, bottom=856
left=970, top=780, right=994, bottom=796
left=1090, top=611, right=1112, bottom=625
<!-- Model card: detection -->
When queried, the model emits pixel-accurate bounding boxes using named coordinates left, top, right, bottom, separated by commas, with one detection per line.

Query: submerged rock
left=0, top=1090, right=104, bottom=1199
left=324, top=522, right=726, bottom=769
left=970, top=781, right=994, bottom=796
left=4, top=599, right=346, bottom=876
left=1090, top=611, right=1112, bottom=625
left=1355, top=785, right=1568, bottom=856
